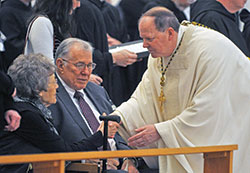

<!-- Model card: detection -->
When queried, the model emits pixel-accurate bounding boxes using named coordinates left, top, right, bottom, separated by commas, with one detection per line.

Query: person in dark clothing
left=0, top=0, right=33, bottom=72
left=0, top=53, right=119, bottom=172
left=119, top=0, right=152, bottom=41
left=0, top=71, right=21, bottom=132
left=240, top=8, right=250, bottom=54
left=143, top=0, right=187, bottom=23
left=0, top=31, right=21, bottom=132
left=102, top=0, right=129, bottom=44
left=97, top=0, right=137, bottom=106
left=89, top=0, right=148, bottom=106
left=24, top=0, right=81, bottom=60
left=191, top=0, right=249, bottom=57
left=74, top=0, right=137, bottom=106
left=116, top=0, right=159, bottom=105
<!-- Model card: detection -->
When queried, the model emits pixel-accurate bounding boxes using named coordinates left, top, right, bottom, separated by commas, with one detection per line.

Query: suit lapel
left=56, top=78, right=92, bottom=137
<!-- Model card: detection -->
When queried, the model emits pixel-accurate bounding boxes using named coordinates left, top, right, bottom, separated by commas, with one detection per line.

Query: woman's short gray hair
left=139, top=7, right=180, bottom=32
left=55, top=38, right=93, bottom=61
left=7, top=53, right=56, bottom=99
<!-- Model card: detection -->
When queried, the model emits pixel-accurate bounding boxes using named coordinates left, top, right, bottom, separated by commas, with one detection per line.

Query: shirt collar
left=56, top=73, right=85, bottom=98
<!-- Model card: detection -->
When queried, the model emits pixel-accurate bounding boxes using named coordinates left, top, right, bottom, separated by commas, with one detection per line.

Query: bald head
left=139, top=7, right=180, bottom=32
left=138, top=7, right=179, bottom=58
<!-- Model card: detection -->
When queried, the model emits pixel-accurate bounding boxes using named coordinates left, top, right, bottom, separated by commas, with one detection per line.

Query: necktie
left=74, top=91, right=99, bottom=132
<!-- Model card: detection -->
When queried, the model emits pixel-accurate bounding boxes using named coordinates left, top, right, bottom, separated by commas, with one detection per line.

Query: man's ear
left=166, top=27, right=175, bottom=40
left=56, top=58, right=64, bottom=72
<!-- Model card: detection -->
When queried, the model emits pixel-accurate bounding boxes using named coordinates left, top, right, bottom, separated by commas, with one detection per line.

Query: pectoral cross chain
left=158, top=33, right=184, bottom=112
left=158, top=76, right=166, bottom=112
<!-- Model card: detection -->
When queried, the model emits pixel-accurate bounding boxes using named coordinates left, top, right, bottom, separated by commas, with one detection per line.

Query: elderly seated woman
left=0, top=53, right=119, bottom=172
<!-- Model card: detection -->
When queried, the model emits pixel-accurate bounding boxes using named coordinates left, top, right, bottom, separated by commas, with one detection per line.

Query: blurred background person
left=101, top=0, right=129, bottom=46
left=144, top=0, right=196, bottom=23
left=240, top=8, right=250, bottom=53
left=24, top=0, right=80, bottom=60
left=191, top=0, right=250, bottom=57
left=0, top=0, right=32, bottom=72
left=119, top=0, right=152, bottom=41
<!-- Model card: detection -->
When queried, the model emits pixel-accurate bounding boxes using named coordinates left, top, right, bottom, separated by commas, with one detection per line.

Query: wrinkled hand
left=107, top=34, right=122, bottom=47
left=4, top=110, right=21, bottom=132
left=107, top=158, right=119, bottom=170
left=97, top=113, right=120, bottom=138
left=112, top=49, right=137, bottom=67
left=89, top=74, right=103, bottom=85
left=107, top=121, right=119, bottom=138
left=128, top=125, right=160, bottom=147
left=121, top=159, right=139, bottom=173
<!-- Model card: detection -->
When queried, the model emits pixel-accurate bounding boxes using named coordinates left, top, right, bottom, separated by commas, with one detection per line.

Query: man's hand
left=89, top=74, right=103, bottom=85
left=107, top=34, right=122, bottom=47
left=4, top=110, right=21, bottom=132
left=128, top=125, right=160, bottom=147
left=121, top=159, right=139, bottom=173
left=112, top=50, right=138, bottom=67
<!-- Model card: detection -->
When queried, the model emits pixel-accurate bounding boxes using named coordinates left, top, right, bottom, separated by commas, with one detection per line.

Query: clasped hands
left=98, top=114, right=120, bottom=138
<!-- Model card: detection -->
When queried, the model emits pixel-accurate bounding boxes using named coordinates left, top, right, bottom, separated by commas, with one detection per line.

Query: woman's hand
left=107, top=121, right=119, bottom=138
left=98, top=121, right=119, bottom=138
left=97, top=113, right=120, bottom=138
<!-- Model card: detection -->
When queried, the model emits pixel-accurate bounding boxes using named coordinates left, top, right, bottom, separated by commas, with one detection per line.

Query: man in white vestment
left=113, top=7, right=250, bottom=173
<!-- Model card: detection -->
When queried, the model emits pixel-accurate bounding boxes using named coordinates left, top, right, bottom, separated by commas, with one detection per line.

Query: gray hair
left=7, top=53, right=56, bottom=99
left=55, top=37, right=93, bottom=61
left=139, top=7, right=180, bottom=32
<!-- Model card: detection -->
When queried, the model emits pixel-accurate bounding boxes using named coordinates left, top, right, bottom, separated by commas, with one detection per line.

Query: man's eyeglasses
left=62, top=59, right=96, bottom=70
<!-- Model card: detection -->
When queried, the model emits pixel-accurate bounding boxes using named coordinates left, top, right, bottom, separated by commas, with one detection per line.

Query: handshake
left=97, top=114, right=121, bottom=138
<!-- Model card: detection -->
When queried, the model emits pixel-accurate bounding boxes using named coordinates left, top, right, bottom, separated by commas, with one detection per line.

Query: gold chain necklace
left=158, top=33, right=184, bottom=112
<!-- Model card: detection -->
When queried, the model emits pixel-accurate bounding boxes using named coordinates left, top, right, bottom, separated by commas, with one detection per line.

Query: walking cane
left=99, top=115, right=121, bottom=173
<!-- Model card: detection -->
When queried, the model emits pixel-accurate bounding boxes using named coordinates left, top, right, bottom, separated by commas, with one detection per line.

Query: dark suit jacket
left=49, top=80, right=130, bottom=151
left=0, top=71, right=15, bottom=130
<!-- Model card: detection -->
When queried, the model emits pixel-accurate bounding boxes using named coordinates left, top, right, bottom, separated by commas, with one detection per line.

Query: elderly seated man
left=49, top=38, right=150, bottom=172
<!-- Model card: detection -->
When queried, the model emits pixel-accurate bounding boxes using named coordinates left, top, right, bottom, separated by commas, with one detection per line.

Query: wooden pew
left=0, top=144, right=237, bottom=173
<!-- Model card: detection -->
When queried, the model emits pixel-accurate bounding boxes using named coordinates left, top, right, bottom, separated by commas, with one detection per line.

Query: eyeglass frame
left=61, top=59, right=96, bottom=71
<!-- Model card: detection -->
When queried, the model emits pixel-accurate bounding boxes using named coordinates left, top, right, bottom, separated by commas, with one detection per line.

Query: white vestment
left=115, top=23, right=250, bottom=172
